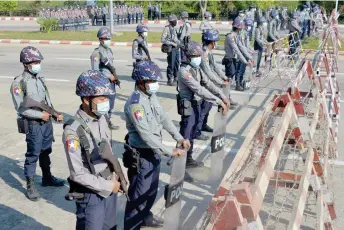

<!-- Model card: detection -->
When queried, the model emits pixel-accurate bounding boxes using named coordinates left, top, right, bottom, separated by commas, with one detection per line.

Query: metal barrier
left=202, top=6, right=342, bottom=229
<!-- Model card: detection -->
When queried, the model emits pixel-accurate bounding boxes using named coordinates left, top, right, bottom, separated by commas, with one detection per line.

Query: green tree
left=0, top=1, right=18, bottom=12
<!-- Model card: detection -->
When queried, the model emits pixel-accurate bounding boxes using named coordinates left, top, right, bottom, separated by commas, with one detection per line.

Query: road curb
left=0, top=16, right=36, bottom=21
left=1, top=39, right=343, bottom=55
left=0, top=16, right=232, bottom=25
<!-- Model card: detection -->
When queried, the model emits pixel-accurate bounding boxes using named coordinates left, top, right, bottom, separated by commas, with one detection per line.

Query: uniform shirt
left=161, top=25, right=180, bottom=46
left=199, top=20, right=213, bottom=31
left=200, top=46, right=226, bottom=86
left=289, top=19, right=302, bottom=33
left=63, top=108, right=113, bottom=198
left=238, top=30, right=253, bottom=59
left=268, top=19, right=279, bottom=41
left=102, top=6, right=108, bottom=15
left=255, top=26, right=268, bottom=48
left=132, top=36, right=149, bottom=61
left=282, top=10, right=288, bottom=19
left=10, top=72, right=52, bottom=120
left=98, top=43, right=115, bottom=79
left=178, top=64, right=223, bottom=104
left=125, top=90, right=183, bottom=156
left=224, top=31, right=247, bottom=64
left=178, top=20, right=192, bottom=44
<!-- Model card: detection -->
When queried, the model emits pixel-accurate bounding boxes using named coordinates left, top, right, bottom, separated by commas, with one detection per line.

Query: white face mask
left=93, top=100, right=110, bottom=117
left=208, top=17, right=212, bottom=20
left=142, top=32, right=148, bottom=37
left=190, top=57, right=202, bottom=67
left=29, top=64, right=41, bottom=74
left=103, top=39, right=111, bottom=47
left=147, top=82, right=159, bottom=94
left=263, top=22, right=268, bottom=27
left=247, top=26, right=252, bottom=31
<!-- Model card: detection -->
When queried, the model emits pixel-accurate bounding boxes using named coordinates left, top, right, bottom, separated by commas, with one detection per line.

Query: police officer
left=161, top=14, right=180, bottom=86
left=124, top=60, right=189, bottom=229
left=301, top=5, right=311, bottom=39
left=200, top=11, right=213, bottom=32
left=132, top=24, right=150, bottom=62
left=148, top=2, right=152, bottom=20
left=96, top=27, right=121, bottom=130
left=102, top=5, right=108, bottom=26
left=281, top=7, right=288, bottom=30
left=178, top=11, right=192, bottom=49
left=289, top=12, right=302, bottom=57
left=254, top=16, right=268, bottom=76
left=178, top=41, right=229, bottom=168
left=198, top=30, right=234, bottom=140
left=63, top=70, right=120, bottom=229
left=268, top=9, right=280, bottom=43
left=10, top=46, right=64, bottom=201
left=223, top=18, right=254, bottom=91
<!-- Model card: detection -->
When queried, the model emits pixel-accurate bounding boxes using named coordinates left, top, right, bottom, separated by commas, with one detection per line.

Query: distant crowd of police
left=38, top=4, right=145, bottom=31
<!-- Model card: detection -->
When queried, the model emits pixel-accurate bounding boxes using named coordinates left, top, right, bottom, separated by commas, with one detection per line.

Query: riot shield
left=163, top=150, right=186, bottom=230
left=209, top=84, right=230, bottom=182
left=243, top=52, right=258, bottom=106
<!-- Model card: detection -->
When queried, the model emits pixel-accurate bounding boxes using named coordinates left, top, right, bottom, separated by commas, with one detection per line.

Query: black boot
left=235, top=84, right=244, bottom=91
left=201, top=124, right=213, bottom=132
left=26, top=177, right=40, bottom=201
left=108, top=121, right=119, bottom=130
left=186, top=153, right=204, bottom=168
left=195, top=133, right=209, bottom=140
left=167, top=79, right=174, bottom=86
left=142, top=212, right=164, bottom=228
left=42, top=175, right=65, bottom=187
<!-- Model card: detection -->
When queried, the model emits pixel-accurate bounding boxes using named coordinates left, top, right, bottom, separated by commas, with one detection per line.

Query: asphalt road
left=0, top=44, right=343, bottom=229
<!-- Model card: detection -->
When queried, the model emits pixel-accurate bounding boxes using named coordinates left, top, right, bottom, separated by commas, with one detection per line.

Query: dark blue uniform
left=124, top=90, right=183, bottom=229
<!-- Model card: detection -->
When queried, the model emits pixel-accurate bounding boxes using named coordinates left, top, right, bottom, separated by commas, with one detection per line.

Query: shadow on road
left=0, top=155, right=74, bottom=214
left=0, top=204, right=52, bottom=230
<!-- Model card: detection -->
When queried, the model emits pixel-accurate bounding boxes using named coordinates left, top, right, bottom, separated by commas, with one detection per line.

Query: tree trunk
left=199, top=0, right=207, bottom=20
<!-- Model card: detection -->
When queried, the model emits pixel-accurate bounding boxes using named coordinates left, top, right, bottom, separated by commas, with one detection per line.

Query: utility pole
left=109, top=0, right=114, bottom=34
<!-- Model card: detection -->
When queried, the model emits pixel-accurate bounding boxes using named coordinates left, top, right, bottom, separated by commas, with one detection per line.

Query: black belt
left=25, top=119, right=49, bottom=125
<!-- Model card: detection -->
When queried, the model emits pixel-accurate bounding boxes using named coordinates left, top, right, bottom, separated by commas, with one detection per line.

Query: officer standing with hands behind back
left=132, top=24, right=150, bottom=63
left=123, top=60, right=190, bottom=229
left=161, top=14, right=181, bottom=86
left=63, top=70, right=121, bottom=230
left=95, top=27, right=121, bottom=130
left=10, top=46, right=65, bottom=202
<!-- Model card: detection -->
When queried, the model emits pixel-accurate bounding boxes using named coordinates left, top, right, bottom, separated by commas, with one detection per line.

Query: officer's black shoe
left=195, top=133, right=209, bottom=141
left=186, top=158, right=204, bottom=168
left=229, top=100, right=238, bottom=106
left=202, top=125, right=213, bottom=132
left=235, top=84, right=244, bottom=91
left=167, top=80, right=174, bottom=86
left=42, top=176, right=65, bottom=187
left=26, top=177, right=40, bottom=201
left=142, top=214, right=164, bottom=228
left=109, top=121, right=120, bottom=130
left=172, top=80, right=178, bottom=86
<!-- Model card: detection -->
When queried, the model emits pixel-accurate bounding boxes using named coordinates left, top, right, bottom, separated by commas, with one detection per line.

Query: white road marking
left=56, top=57, right=128, bottom=62
left=0, top=75, right=70, bottom=82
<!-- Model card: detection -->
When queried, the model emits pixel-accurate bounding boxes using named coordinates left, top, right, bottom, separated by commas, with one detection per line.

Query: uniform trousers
left=24, top=121, right=53, bottom=178
left=196, top=100, right=212, bottom=136
left=76, top=192, right=117, bottom=230
left=179, top=102, right=201, bottom=156
left=167, top=48, right=180, bottom=82
left=124, top=149, right=161, bottom=230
